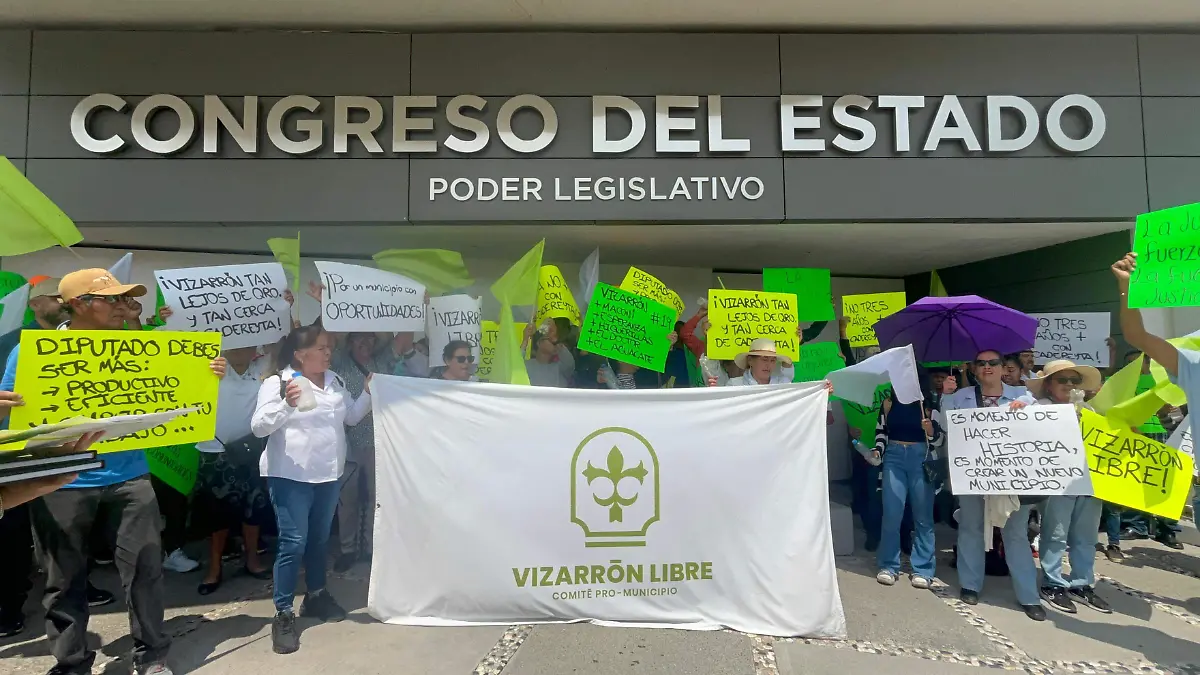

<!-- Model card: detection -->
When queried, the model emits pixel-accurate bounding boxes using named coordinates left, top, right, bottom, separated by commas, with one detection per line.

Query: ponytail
left=272, top=323, right=326, bottom=375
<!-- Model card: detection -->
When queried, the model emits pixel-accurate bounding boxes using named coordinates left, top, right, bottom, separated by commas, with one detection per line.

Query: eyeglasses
left=974, top=359, right=1002, bottom=367
left=452, top=355, right=475, bottom=364
left=79, top=294, right=130, bottom=306
left=1051, top=376, right=1083, bottom=386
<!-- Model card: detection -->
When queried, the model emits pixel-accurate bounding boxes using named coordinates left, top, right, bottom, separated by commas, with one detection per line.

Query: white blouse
left=251, top=368, right=372, bottom=484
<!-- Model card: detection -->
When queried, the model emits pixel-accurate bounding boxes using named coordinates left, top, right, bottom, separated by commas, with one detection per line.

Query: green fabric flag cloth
left=685, top=349, right=706, bottom=388
left=0, top=157, right=83, bottom=256
left=267, top=235, right=301, bottom=294
left=1135, top=374, right=1167, bottom=433
left=490, top=240, right=545, bottom=386
left=144, top=443, right=200, bottom=495
left=1093, top=336, right=1200, bottom=429
left=373, top=249, right=474, bottom=296
left=930, top=269, right=948, bottom=297
left=839, top=384, right=893, bottom=449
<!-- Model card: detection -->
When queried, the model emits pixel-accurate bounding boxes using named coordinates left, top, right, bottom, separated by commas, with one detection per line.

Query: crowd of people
left=0, top=252, right=1197, bottom=672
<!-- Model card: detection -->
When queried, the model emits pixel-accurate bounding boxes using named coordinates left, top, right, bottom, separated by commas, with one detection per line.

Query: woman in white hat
left=719, top=338, right=796, bottom=386
left=1024, top=360, right=1112, bottom=616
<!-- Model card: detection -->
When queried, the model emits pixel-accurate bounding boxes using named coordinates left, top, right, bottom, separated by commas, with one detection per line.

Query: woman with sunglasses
left=941, top=350, right=1043, bottom=621
left=1025, top=360, right=1112, bottom=615
left=433, top=340, right=478, bottom=381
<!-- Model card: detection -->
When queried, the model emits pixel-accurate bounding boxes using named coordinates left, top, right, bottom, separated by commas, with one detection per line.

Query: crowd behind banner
left=0, top=237, right=1197, bottom=667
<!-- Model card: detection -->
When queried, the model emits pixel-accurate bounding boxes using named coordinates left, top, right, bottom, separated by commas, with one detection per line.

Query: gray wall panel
left=784, top=158, right=1148, bottom=221
left=1141, top=97, right=1200, bottom=156
left=410, top=33, right=779, bottom=96
left=25, top=159, right=410, bottom=223
left=409, top=158, right=784, bottom=221
left=0, top=96, right=28, bottom=157
left=780, top=34, right=1140, bottom=96
left=0, top=30, right=30, bottom=95
left=1137, top=34, right=1200, bottom=96
left=1146, top=157, right=1200, bottom=211
left=30, top=31, right=411, bottom=95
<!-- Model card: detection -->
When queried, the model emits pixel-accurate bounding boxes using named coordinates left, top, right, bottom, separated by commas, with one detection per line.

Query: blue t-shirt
left=2, top=344, right=149, bottom=488
left=1174, top=347, right=1200, bottom=442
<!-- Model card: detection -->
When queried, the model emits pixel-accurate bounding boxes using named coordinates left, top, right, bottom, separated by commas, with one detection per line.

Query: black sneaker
left=300, top=589, right=346, bottom=623
left=1022, top=604, right=1047, bottom=621
left=1105, top=544, right=1125, bottom=563
left=959, top=589, right=979, bottom=606
left=333, top=553, right=357, bottom=574
left=1040, top=586, right=1077, bottom=614
left=0, top=609, right=25, bottom=638
left=272, top=611, right=299, bottom=654
left=1155, top=532, right=1185, bottom=550
left=87, top=584, right=115, bottom=607
left=1069, top=587, right=1113, bottom=614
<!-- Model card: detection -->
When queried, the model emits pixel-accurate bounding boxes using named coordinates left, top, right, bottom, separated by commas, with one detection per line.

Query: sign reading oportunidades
left=314, top=261, right=426, bottom=333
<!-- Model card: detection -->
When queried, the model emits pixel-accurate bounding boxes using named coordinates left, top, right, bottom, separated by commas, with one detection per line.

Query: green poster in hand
left=794, top=341, right=846, bottom=383
left=763, top=268, right=834, bottom=322
left=577, top=283, right=675, bottom=372
left=1129, top=202, right=1200, bottom=308
left=145, top=443, right=200, bottom=495
left=838, top=384, right=892, bottom=449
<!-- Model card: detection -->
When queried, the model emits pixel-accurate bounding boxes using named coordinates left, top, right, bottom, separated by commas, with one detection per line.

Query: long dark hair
left=273, top=323, right=327, bottom=374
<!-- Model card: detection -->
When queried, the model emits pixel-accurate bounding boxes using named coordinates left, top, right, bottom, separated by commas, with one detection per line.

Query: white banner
left=946, top=404, right=1093, bottom=495
left=315, top=261, right=425, bottom=333
left=1032, top=312, right=1111, bottom=367
left=155, top=263, right=290, bottom=349
left=426, top=294, right=482, bottom=364
left=368, top=377, right=845, bottom=638
left=1166, top=415, right=1197, bottom=476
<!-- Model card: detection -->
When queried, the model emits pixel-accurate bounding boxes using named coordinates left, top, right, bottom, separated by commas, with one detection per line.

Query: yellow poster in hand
left=8, top=330, right=221, bottom=453
left=842, top=292, right=907, bottom=347
left=705, top=289, right=800, bottom=361
left=477, top=320, right=526, bottom=382
left=620, top=267, right=686, bottom=317
left=1080, top=409, right=1194, bottom=519
left=534, top=265, right=581, bottom=326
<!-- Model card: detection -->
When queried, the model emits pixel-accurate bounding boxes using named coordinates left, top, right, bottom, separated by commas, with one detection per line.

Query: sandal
left=197, top=569, right=223, bottom=595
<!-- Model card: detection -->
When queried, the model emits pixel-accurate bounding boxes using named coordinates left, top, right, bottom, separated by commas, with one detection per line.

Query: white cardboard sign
left=155, top=263, right=290, bottom=349
left=314, top=261, right=425, bottom=333
left=426, top=294, right=482, bottom=365
left=1031, top=312, right=1111, bottom=368
left=945, top=404, right=1094, bottom=496
left=1166, top=415, right=1197, bottom=476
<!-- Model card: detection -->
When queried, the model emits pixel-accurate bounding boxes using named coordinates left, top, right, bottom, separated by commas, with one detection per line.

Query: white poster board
left=1166, top=416, right=1197, bottom=476
left=1031, top=312, right=1111, bottom=368
left=426, top=294, right=482, bottom=364
left=155, top=263, right=290, bottom=349
left=945, top=404, right=1093, bottom=495
left=314, top=261, right=425, bottom=333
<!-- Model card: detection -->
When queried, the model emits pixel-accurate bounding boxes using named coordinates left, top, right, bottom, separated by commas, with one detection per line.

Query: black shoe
left=1069, top=587, right=1113, bottom=614
left=197, top=568, right=223, bottom=596
left=300, top=589, right=346, bottom=623
left=87, top=584, right=114, bottom=607
left=959, top=589, right=979, bottom=606
left=333, top=553, right=357, bottom=574
left=272, top=611, right=299, bottom=655
left=863, top=538, right=879, bottom=553
left=1105, top=544, right=1125, bottom=563
left=1120, top=527, right=1149, bottom=541
left=1022, top=604, right=1047, bottom=621
left=0, top=610, right=25, bottom=638
left=1040, top=586, right=1077, bottom=614
left=243, top=565, right=272, bottom=581
left=1155, top=532, right=1185, bottom=550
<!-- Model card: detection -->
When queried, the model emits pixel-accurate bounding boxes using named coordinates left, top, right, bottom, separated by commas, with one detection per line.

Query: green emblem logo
left=571, top=427, right=660, bottom=548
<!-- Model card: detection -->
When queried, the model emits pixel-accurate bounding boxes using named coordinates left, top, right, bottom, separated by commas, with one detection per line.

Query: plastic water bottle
left=288, top=370, right=318, bottom=412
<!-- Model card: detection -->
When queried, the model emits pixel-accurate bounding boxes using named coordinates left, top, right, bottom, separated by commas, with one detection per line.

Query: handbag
left=221, top=433, right=267, bottom=469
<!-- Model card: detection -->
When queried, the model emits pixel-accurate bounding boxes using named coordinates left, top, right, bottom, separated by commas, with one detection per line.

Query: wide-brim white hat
left=734, top=338, right=793, bottom=370
left=1025, top=359, right=1103, bottom=395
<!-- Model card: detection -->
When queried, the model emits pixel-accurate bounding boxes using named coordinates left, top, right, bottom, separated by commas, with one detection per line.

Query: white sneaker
left=911, top=575, right=932, bottom=590
left=876, top=570, right=897, bottom=586
left=163, top=549, right=200, bottom=573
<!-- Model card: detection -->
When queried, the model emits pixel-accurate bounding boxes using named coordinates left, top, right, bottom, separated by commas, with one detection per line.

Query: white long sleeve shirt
left=251, top=368, right=372, bottom=484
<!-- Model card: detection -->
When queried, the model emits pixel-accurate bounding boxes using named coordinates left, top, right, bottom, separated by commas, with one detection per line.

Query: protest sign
left=1081, top=409, right=1194, bottom=519
left=155, top=262, right=290, bottom=349
left=1129, top=202, right=1200, bottom=308
left=7, top=331, right=220, bottom=453
left=577, top=283, right=675, bottom=372
left=794, top=342, right=845, bottom=383
left=842, top=292, right=907, bottom=347
left=477, top=320, right=526, bottom=382
left=762, top=268, right=834, bottom=322
left=534, top=265, right=582, bottom=326
left=314, top=261, right=425, bottom=332
left=1031, top=312, right=1110, bottom=367
left=620, top=267, right=686, bottom=317
left=706, top=290, right=799, bottom=362
left=839, top=385, right=891, bottom=449
left=945, top=404, right=1092, bottom=496
left=145, top=443, right=200, bottom=494
left=426, top=295, right=482, bottom=363
left=1166, top=416, right=1197, bottom=476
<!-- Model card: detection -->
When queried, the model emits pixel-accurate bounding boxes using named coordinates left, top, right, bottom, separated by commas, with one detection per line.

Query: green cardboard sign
left=838, top=384, right=892, bottom=449
left=577, top=283, right=675, bottom=372
left=1129, top=202, right=1200, bottom=308
left=794, top=341, right=846, bottom=383
left=763, top=268, right=834, bottom=322
left=145, top=443, right=200, bottom=495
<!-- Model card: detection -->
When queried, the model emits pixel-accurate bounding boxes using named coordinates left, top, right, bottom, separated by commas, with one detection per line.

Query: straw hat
left=1025, top=359, right=1103, bottom=396
left=734, top=338, right=793, bottom=369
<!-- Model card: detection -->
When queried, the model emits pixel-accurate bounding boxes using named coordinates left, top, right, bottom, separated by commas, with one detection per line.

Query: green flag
left=490, top=240, right=545, bottom=386
left=0, top=158, right=83, bottom=256
left=373, top=249, right=474, bottom=296
left=930, top=270, right=948, bottom=297
left=144, top=444, right=200, bottom=495
left=267, top=234, right=301, bottom=294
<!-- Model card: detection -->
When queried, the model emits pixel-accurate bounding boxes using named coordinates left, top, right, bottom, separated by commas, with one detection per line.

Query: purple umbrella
left=872, top=295, right=1037, bottom=363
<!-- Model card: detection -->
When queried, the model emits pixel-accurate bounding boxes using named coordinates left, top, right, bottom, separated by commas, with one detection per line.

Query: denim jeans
left=878, top=442, right=936, bottom=579
left=1101, top=502, right=1122, bottom=546
left=956, top=496, right=1040, bottom=606
left=1041, top=495, right=1102, bottom=589
left=268, top=478, right=341, bottom=613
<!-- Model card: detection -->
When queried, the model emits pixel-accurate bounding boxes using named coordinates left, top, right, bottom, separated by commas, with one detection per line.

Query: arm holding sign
left=1114, top=253, right=1180, bottom=377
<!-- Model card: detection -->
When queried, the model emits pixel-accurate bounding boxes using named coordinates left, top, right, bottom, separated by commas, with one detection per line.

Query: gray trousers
left=337, top=444, right=376, bottom=557
left=30, top=475, right=170, bottom=672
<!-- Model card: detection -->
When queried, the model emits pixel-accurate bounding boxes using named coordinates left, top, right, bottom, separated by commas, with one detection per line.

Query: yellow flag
left=373, top=249, right=473, bottom=296
left=0, top=157, right=83, bottom=256
left=1095, top=335, right=1200, bottom=427
left=490, top=240, right=545, bottom=385
left=267, top=234, right=301, bottom=294
left=930, top=270, right=948, bottom=297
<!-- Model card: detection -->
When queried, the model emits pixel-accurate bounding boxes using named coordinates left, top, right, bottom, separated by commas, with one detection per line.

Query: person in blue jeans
left=868, top=385, right=944, bottom=589
left=251, top=323, right=372, bottom=655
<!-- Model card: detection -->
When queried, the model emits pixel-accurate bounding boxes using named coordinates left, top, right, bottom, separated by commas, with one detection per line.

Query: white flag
left=577, top=248, right=600, bottom=316
left=827, top=344, right=922, bottom=405
left=109, top=252, right=134, bottom=284
left=0, top=283, right=30, bottom=336
left=369, top=376, right=846, bottom=638
left=1166, top=415, right=1197, bottom=477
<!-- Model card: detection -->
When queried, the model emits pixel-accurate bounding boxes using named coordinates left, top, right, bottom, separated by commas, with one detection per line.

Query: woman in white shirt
left=251, top=324, right=372, bottom=655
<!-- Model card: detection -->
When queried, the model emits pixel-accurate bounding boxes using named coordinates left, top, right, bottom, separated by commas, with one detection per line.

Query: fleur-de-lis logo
left=582, top=446, right=648, bottom=523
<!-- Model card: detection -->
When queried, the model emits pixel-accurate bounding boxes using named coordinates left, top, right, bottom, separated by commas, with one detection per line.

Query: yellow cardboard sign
left=843, top=292, right=907, bottom=347
left=534, top=265, right=581, bottom=326
left=1080, top=409, right=1194, bottom=519
left=705, top=289, right=799, bottom=361
left=8, top=330, right=221, bottom=453
left=477, top=320, right=526, bottom=382
left=620, top=267, right=686, bottom=317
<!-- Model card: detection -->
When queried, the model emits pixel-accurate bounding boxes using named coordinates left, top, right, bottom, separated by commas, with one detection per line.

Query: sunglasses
left=974, top=359, right=1002, bottom=367
left=1051, top=376, right=1083, bottom=386
left=79, top=294, right=131, bottom=306
left=452, top=355, right=475, bottom=364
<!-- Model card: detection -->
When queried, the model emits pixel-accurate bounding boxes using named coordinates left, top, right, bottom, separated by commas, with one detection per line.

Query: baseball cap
left=58, top=268, right=147, bottom=301
left=29, top=276, right=62, bottom=298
